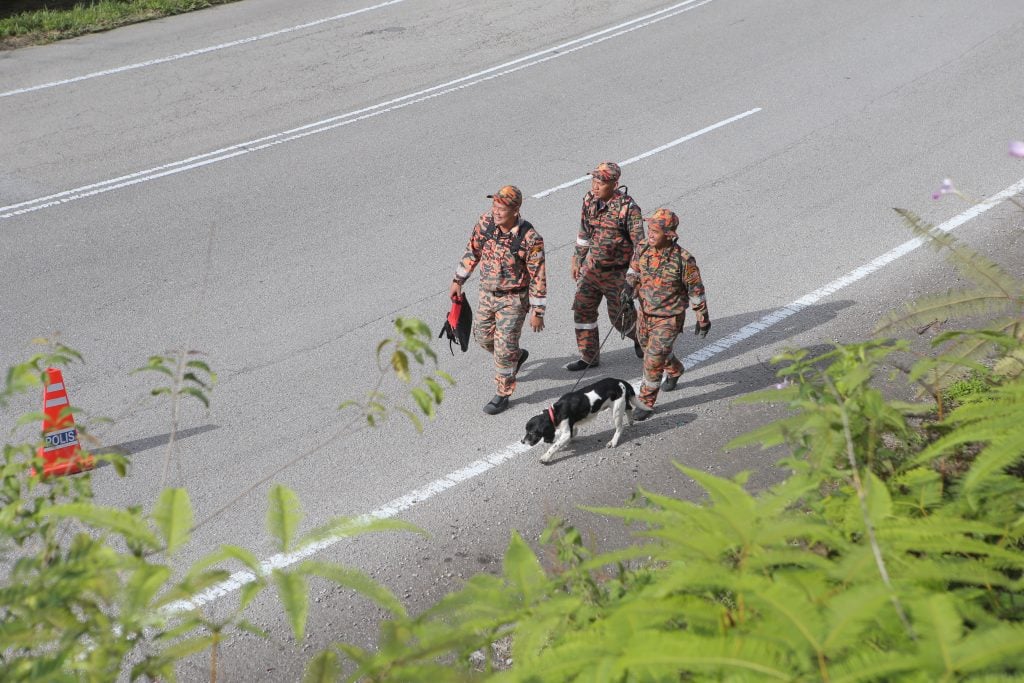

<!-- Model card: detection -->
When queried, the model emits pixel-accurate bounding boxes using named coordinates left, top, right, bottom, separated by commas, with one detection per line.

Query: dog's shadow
left=535, top=410, right=698, bottom=466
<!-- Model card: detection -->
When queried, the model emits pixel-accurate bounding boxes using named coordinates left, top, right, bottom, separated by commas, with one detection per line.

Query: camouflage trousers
left=474, top=289, right=529, bottom=397
left=571, top=267, right=637, bottom=363
left=636, top=310, right=684, bottom=408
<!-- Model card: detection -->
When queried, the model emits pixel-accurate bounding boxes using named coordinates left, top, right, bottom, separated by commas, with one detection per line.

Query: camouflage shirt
left=455, top=213, right=547, bottom=312
left=573, top=190, right=644, bottom=273
left=626, top=242, right=707, bottom=319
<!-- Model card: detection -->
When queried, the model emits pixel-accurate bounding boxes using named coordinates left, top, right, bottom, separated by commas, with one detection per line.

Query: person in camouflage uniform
left=625, top=208, right=710, bottom=420
left=449, top=185, right=547, bottom=415
left=567, top=161, right=645, bottom=371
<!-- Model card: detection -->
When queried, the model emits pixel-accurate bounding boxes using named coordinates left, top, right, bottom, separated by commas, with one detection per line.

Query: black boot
left=515, top=349, right=529, bottom=374
left=566, top=358, right=598, bottom=372
left=483, top=395, right=510, bottom=415
left=633, top=338, right=644, bottom=359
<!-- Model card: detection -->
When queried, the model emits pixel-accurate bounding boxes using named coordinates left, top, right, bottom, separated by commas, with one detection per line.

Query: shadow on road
left=515, top=299, right=854, bottom=408
left=91, top=424, right=220, bottom=469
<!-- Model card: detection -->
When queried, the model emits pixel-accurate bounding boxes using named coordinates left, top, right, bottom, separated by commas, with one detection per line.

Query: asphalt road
left=3, top=0, right=1024, bottom=680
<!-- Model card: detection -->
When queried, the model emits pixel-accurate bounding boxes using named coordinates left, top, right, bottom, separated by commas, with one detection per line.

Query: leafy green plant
left=1, top=316, right=447, bottom=681
left=877, top=209, right=1024, bottom=397
left=131, top=349, right=215, bottom=488
left=322, top=338, right=1024, bottom=682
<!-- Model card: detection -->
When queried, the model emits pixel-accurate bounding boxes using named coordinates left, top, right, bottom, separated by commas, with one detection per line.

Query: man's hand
left=695, top=319, right=711, bottom=338
left=530, top=310, right=545, bottom=332
left=449, top=280, right=462, bottom=302
left=619, top=284, right=635, bottom=310
left=571, top=264, right=580, bottom=281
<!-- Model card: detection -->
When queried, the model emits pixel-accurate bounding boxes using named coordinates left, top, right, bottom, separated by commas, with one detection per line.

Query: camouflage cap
left=487, top=185, right=523, bottom=208
left=590, top=161, right=621, bottom=182
left=646, top=208, right=679, bottom=232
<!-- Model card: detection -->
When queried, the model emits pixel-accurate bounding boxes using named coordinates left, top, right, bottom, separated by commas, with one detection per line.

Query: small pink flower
left=931, top=178, right=955, bottom=200
left=774, top=378, right=793, bottom=390
left=1010, top=140, right=1024, bottom=158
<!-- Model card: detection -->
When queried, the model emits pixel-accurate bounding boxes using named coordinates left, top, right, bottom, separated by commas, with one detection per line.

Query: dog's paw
left=605, top=440, right=618, bottom=449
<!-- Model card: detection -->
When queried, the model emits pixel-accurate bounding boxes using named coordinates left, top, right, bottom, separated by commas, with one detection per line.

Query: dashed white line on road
left=162, top=165, right=1024, bottom=613
left=532, top=108, right=762, bottom=199
left=0, top=0, right=408, bottom=99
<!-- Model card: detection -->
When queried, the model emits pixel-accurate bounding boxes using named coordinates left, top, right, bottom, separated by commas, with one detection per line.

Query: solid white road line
left=532, top=108, right=762, bottom=199
left=164, top=172, right=1024, bottom=615
left=0, top=0, right=408, bottom=99
left=1, top=0, right=718, bottom=220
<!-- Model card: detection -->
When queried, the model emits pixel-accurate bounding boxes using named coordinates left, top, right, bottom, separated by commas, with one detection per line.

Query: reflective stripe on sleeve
left=529, top=297, right=546, bottom=307
left=496, top=366, right=515, bottom=376
left=626, top=268, right=638, bottom=276
left=642, top=377, right=661, bottom=388
left=574, top=322, right=598, bottom=330
left=455, top=267, right=469, bottom=279
left=576, top=238, right=590, bottom=247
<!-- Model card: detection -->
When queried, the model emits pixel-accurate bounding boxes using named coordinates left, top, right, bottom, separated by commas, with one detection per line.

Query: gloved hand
left=619, top=285, right=635, bottom=310
left=695, top=318, right=711, bottom=338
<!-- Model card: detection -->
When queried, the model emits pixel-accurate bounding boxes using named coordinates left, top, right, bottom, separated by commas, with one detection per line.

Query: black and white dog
left=522, top=378, right=645, bottom=464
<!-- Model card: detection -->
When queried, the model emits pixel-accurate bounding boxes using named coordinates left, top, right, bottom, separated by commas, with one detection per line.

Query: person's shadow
left=515, top=299, right=854, bottom=408
left=526, top=341, right=836, bottom=466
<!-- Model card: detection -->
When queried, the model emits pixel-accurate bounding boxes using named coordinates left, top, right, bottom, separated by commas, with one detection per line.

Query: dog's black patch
left=522, top=378, right=641, bottom=463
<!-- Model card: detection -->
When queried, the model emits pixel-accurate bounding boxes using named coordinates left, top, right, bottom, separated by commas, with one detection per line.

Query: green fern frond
left=877, top=291, right=1015, bottom=335
left=949, top=623, right=1024, bottom=674
left=892, top=209, right=1024, bottom=299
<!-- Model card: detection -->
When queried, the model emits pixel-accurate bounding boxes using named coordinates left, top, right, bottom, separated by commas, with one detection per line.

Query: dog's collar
left=547, top=406, right=556, bottom=424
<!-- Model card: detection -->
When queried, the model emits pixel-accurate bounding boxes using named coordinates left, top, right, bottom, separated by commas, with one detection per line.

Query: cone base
left=32, top=455, right=95, bottom=477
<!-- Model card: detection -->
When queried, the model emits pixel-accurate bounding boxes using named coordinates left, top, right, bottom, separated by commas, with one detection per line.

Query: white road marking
left=165, top=173, right=1024, bottom=614
left=532, top=108, right=762, bottom=199
left=0, top=0, right=408, bottom=99
left=1, top=0, right=717, bottom=220
left=163, top=442, right=529, bottom=613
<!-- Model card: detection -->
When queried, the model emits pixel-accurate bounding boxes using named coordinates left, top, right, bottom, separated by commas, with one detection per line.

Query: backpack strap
left=616, top=186, right=633, bottom=236
left=484, top=215, right=532, bottom=262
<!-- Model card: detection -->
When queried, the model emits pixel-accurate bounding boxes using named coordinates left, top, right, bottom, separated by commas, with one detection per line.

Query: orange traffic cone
left=36, top=368, right=94, bottom=476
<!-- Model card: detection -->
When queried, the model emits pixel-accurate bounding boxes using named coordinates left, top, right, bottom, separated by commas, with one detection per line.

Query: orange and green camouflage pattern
left=486, top=185, right=523, bottom=208
left=626, top=242, right=707, bottom=319
left=474, top=289, right=529, bottom=397
left=571, top=187, right=644, bottom=362
left=646, top=207, right=679, bottom=232
left=572, top=270, right=636, bottom=363
left=590, top=161, right=621, bottom=182
left=573, top=189, right=644, bottom=273
left=636, top=311, right=685, bottom=408
left=455, top=213, right=547, bottom=313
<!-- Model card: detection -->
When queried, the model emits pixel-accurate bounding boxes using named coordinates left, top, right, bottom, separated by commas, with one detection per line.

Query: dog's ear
left=543, top=420, right=556, bottom=442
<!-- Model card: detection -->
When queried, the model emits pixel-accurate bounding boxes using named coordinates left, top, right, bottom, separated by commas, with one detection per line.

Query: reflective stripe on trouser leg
left=638, top=312, right=684, bottom=408
left=572, top=273, right=603, bottom=363
left=600, top=269, right=636, bottom=339
left=493, top=290, right=529, bottom=396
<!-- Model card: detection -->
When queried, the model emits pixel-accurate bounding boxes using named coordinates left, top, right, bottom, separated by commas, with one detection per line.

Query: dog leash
left=568, top=306, right=635, bottom=393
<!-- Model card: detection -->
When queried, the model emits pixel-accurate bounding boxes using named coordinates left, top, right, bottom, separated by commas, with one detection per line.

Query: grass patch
left=942, top=370, right=992, bottom=406
left=0, top=0, right=242, bottom=49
